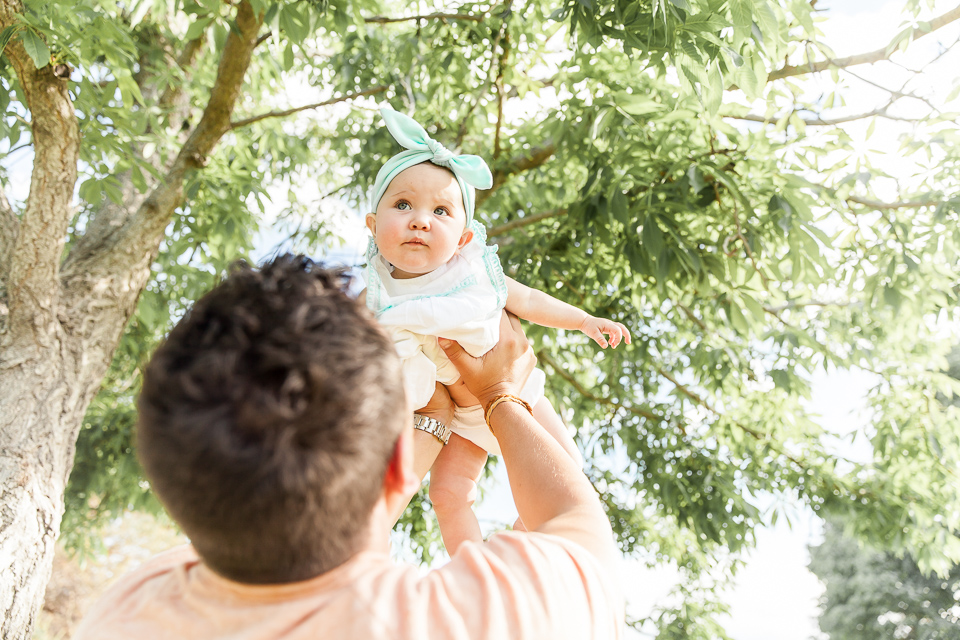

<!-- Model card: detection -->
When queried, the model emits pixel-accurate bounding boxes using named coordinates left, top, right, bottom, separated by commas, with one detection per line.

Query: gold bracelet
left=484, top=393, right=534, bottom=431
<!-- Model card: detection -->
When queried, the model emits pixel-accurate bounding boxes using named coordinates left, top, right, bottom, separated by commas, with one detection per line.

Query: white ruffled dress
left=364, top=221, right=545, bottom=455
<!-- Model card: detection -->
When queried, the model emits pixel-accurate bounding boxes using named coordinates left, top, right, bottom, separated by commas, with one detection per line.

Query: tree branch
left=364, top=12, right=484, bottom=24
left=539, top=350, right=661, bottom=421
left=159, top=36, right=205, bottom=113
left=763, top=299, right=855, bottom=313
left=846, top=194, right=941, bottom=210
left=455, top=18, right=506, bottom=148
left=61, top=1, right=263, bottom=316
left=488, top=208, right=566, bottom=238
left=723, top=103, right=917, bottom=126
left=476, top=142, right=556, bottom=208
left=809, top=181, right=942, bottom=210
left=229, top=85, right=389, bottom=130
left=769, top=4, right=960, bottom=81
left=0, top=2, right=80, bottom=342
left=492, top=8, right=512, bottom=160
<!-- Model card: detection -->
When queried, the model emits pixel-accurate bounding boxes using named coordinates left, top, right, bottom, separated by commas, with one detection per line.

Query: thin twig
left=677, top=302, right=707, bottom=331
left=768, top=3, right=960, bottom=81
left=364, top=12, right=484, bottom=24
left=715, top=183, right=770, bottom=290
left=230, top=85, right=389, bottom=130
left=722, top=102, right=917, bottom=126
left=655, top=367, right=805, bottom=466
left=455, top=16, right=507, bottom=147
left=539, top=350, right=661, bottom=422
left=487, top=209, right=566, bottom=238
left=493, top=23, right=511, bottom=159
left=809, top=181, right=942, bottom=210
left=763, top=300, right=855, bottom=313
left=476, top=142, right=557, bottom=208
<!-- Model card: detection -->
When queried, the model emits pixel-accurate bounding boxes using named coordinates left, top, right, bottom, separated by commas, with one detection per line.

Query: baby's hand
left=579, top=315, right=631, bottom=349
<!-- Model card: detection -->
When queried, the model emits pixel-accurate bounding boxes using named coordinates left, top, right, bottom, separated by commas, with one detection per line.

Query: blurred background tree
left=810, top=516, right=960, bottom=640
left=1, top=0, right=959, bottom=637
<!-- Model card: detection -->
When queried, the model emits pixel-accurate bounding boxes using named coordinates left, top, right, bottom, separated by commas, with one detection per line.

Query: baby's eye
left=434, top=207, right=449, bottom=216
left=396, top=201, right=411, bottom=210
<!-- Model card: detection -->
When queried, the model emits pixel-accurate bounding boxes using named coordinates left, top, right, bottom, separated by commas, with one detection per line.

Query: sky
left=4, top=0, right=959, bottom=637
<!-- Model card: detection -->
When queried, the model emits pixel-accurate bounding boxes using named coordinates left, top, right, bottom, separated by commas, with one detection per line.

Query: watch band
left=413, top=413, right=452, bottom=445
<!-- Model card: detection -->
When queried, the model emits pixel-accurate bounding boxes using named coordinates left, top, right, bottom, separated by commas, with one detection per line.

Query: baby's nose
left=409, top=211, right=431, bottom=229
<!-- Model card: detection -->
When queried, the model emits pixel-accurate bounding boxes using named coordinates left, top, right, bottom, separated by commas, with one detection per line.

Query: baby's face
left=366, top=162, right=474, bottom=279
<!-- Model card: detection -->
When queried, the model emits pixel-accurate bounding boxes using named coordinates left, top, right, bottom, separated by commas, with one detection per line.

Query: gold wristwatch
left=413, top=413, right=452, bottom=445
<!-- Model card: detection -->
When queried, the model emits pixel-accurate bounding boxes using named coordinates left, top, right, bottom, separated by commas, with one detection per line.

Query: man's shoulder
left=441, top=530, right=617, bottom=584
left=73, top=545, right=199, bottom=640
left=422, top=531, right=624, bottom=638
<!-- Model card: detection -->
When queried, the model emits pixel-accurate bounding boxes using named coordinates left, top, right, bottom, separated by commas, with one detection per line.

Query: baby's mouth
left=404, top=239, right=427, bottom=246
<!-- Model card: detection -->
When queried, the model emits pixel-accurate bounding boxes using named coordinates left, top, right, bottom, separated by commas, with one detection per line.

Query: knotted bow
left=370, top=108, right=493, bottom=224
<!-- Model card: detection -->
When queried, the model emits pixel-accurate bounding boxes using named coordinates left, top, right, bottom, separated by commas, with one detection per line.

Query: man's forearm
left=491, top=402, right=609, bottom=537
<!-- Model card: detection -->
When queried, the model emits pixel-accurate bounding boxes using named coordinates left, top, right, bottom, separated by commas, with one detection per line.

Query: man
left=74, top=255, right=623, bottom=639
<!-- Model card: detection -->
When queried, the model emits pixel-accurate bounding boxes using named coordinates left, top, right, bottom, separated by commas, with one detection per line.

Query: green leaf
left=642, top=216, right=664, bottom=258
left=669, top=0, right=690, bottom=10
left=185, top=16, right=213, bottom=41
left=724, top=46, right=744, bottom=68
left=20, top=29, right=50, bottom=69
left=611, top=189, right=630, bottom=223
left=754, top=2, right=779, bottom=57
left=729, top=0, right=752, bottom=27
left=688, top=165, right=707, bottom=193
left=0, top=25, right=20, bottom=57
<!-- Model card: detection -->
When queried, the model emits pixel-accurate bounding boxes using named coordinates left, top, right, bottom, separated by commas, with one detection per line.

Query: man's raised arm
left=438, top=313, right=618, bottom=574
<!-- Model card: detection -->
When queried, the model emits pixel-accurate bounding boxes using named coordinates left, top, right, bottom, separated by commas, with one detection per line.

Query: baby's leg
left=429, top=433, right=488, bottom=555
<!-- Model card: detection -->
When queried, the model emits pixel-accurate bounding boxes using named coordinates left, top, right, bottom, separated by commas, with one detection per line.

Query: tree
left=810, top=517, right=960, bottom=640
left=1, top=0, right=959, bottom=638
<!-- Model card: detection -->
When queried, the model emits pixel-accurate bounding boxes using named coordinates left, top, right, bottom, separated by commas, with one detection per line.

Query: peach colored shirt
left=73, top=531, right=623, bottom=640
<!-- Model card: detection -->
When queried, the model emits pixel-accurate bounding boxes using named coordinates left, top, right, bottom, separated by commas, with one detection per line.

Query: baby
left=361, top=108, right=630, bottom=554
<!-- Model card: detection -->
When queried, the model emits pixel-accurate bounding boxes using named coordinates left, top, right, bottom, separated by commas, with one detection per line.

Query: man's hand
left=438, top=312, right=536, bottom=408
left=416, top=382, right=455, bottom=426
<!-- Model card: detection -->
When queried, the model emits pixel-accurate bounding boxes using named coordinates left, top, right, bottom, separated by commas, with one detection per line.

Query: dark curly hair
left=137, top=255, right=405, bottom=583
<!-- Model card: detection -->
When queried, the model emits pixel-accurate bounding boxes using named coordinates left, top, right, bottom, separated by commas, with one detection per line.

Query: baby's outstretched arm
left=505, top=277, right=631, bottom=349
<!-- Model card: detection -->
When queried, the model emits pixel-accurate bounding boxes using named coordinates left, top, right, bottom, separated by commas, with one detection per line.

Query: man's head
left=138, top=255, right=406, bottom=583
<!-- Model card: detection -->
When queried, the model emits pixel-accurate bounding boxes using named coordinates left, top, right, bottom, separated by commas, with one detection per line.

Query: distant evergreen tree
left=810, top=518, right=960, bottom=640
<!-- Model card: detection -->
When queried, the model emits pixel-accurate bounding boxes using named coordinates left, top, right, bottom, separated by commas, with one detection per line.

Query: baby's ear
left=364, top=213, right=377, bottom=236
left=458, top=228, right=474, bottom=249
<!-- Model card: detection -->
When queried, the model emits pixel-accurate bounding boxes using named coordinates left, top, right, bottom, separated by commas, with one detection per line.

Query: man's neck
left=362, top=500, right=393, bottom=555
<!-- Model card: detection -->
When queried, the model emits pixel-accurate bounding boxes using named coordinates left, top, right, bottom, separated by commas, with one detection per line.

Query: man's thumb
left=438, top=337, right=463, bottom=360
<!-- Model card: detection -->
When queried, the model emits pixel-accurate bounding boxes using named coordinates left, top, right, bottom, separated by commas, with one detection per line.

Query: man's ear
left=365, top=213, right=377, bottom=237
left=458, top=228, right=474, bottom=250
left=384, top=427, right=419, bottom=501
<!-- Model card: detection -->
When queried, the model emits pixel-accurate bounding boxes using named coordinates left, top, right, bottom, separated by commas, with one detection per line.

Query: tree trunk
left=0, top=348, right=111, bottom=639
left=0, top=1, right=263, bottom=636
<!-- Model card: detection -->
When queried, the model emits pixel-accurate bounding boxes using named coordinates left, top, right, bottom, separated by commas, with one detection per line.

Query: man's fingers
left=505, top=312, right=526, bottom=342
left=438, top=337, right=466, bottom=363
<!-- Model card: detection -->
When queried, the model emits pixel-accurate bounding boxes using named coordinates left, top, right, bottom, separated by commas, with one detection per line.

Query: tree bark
left=0, top=2, right=263, bottom=637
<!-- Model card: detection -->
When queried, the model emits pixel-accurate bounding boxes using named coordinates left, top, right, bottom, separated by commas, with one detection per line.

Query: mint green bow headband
left=370, top=108, right=493, bottom=224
